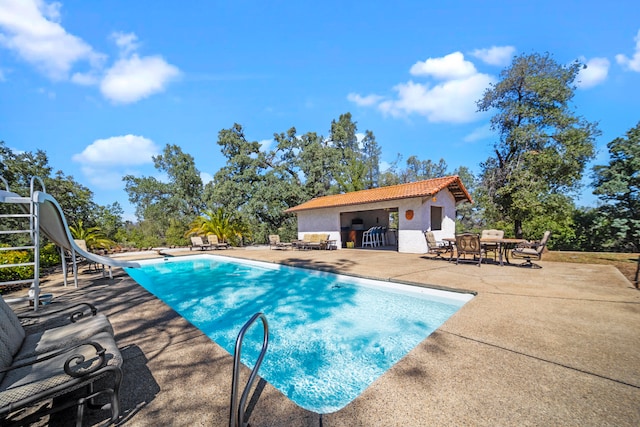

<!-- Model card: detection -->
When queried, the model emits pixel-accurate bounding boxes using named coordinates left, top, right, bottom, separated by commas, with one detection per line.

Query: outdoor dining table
left=443, top=236, right=527, bottom=266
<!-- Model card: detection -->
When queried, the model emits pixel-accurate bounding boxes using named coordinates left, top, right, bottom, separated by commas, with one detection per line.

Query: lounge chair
left=424, top=231, right=451, bottom=259
left=190, top=236, right=212, bottom=251
left=0, top=296, right=123, bottom=425
left=207, top=234, right=230, bottom=249
left=511, top=231, right=551, bottom=268
left=481, top=229, right=504, bottom=261
left=268, top=235, right=292, bottom=250
left=455, top=233, right=485, bottom=267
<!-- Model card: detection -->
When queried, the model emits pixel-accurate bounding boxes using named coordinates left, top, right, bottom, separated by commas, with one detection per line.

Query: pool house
left=285, top=175, right=472, bottom=253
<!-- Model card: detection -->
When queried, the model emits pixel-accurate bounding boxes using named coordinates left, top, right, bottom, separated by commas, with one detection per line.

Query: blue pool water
left=125, top=255, right=473, bottom=413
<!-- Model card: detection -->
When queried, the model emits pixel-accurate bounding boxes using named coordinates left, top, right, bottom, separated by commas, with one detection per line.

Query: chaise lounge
left=190, top=236, right=212, bottom=251
left=207, top=234, right=230, bottom=250
left=0, top=296, right=123, bottom=426
left=268, top=235, right=293, bottom=250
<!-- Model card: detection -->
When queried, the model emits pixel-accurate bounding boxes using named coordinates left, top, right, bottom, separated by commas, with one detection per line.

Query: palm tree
left=185, top=208, right=250, bottom=245
left=68, top=220, right=115, bottom=250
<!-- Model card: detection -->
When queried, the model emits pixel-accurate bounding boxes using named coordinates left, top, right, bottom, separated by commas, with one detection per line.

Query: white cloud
left=73, top=135, right=161, bottom=189
left=258, top=139, right=274, bottom=152
left=0, top=0, right=104, bottom=80
left=471, top=46, right=516, bottom=66
left=111, top=31, right=140, bottom=57
left=378, top=73, right=494, bottom=123
left=463, top=124, right=494, bottom=142
left=70, top=70, right=100, bottom=85
left=0, top=1, right=180, bottom=104
left=576, top=57, right=610, bottom=88
left=349, top=52, right=494, bottom=124
left=100, top=54, right=180, bottom=104
left=78, top=166, right=128, bottom=190
left=410, top=52, right=477, bottom=79
left=615, top=29, right=640, bottom=72
left=72, top=134, right=159, bottom=165
left=347, top=93, right=383, bottom=106
left=200, top=172, right=213, bottom=184
left=37, top=87, right=55, bottom=99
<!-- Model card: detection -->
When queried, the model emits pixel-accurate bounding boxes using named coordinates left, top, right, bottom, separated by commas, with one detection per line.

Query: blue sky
left=1, top=0, right=639, bottom=220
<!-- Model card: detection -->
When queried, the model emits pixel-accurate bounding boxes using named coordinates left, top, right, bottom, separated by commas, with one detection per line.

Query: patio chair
left=481, top=229, right=504, bottom=261
left=455, top=233, right=485, bottom=267
left=64, top=239, right=103, bottom=275
left=0, top=296, right=113, bottom=363
left=207, top=234, right=230, bottom=249
left=511, top=231, right=551, bottom=268
left=362, top=227, right=376, bottom=248
left=190, top=236, right=212, bottom=251
left=424, top=231, right=450, bottom=259
left=1, top=296, right=123, bottom=426
left=293, top=234, right=327, bottom=250
left=268, top=235, right=292, bottom=250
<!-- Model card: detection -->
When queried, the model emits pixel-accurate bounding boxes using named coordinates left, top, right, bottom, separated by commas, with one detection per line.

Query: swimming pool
left=125, top=255, right=473, bottom=413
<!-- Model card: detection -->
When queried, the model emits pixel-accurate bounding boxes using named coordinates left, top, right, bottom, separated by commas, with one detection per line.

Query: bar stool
left=362, top=227, right=376, bottom=247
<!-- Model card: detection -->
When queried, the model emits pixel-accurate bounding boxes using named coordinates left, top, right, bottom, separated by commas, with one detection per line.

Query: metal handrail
left=30, top=175, right=46, bottom=194
left=229, top=312, right=269, bottom=427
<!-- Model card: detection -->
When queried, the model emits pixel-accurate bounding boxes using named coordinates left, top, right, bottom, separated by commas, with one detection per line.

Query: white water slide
left=1, top=177, right=139, bottom=307
left=33, top=190, right=141, bottom=276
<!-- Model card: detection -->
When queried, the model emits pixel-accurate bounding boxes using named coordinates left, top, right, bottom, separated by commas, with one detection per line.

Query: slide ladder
left=0, top=176, right=45, bottom=307
left=1, top=175, right=140, bottom=310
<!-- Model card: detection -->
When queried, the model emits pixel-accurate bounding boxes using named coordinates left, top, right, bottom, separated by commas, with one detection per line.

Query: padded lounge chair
left=190, top=236, right=212, bottom=251
left=424, top=231, right=450, bottom=259
left=455, top=233, right=485, bottom=267
left=511, top=231, right=551, bottom=268
left=268, top=235, right=292, bottom=250
left=207, top=234, right=230, bottom=249
left=1, top=297, right=123, bottom=426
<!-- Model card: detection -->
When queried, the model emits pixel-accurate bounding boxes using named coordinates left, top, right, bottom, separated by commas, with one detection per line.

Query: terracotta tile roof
left=285, top=175, right=472, bottom=213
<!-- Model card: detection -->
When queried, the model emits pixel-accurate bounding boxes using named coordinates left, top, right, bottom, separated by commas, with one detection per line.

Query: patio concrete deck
left=11, top=247, right=640, bottom=426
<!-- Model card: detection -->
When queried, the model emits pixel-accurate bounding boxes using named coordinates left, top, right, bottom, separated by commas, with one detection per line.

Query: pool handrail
left=229, top=312, right=269, bottom=427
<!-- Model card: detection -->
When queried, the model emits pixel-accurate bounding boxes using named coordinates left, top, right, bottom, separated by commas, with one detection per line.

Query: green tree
left=362, top=130, right=381, bottom=189
left=0, top=142, right=97, bottom=227
left=328, top=113, right=371, bottom=193
left=68, top=220, right=115, bottom=250
left=400, top=156, right=448, bottom=183
left=206, top=124, right=266, bottom=213
left=476, top=52, right=599, bottom=238
left=124, top=144, right=204, bottom=244
left=592, top=122, right=640, bottom=251
left=453, top=166, right=481, bottom=233
left=294, top=131, right=339, bottom=198
left=186, top=208, right=249, bottom=245
left=330, top=112, right=358, bottom=154
left=92, top=202, right=124, bottom=241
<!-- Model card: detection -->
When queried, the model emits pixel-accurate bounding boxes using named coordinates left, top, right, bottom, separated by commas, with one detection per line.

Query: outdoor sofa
left=292, top=234, right=330, bottom=250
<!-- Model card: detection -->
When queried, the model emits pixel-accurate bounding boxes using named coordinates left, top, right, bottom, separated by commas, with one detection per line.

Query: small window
left=431, top=206, right=442, bottom=231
